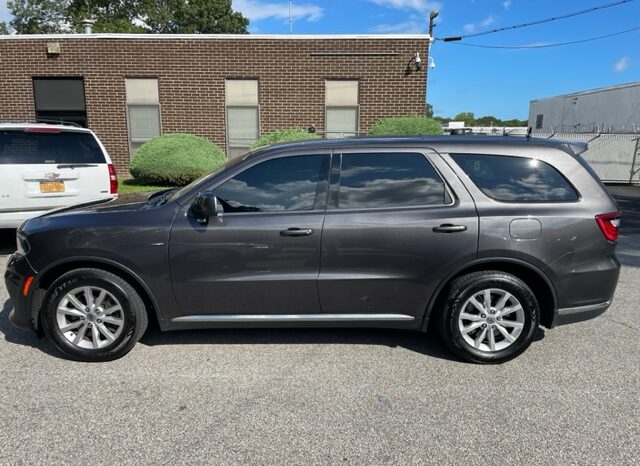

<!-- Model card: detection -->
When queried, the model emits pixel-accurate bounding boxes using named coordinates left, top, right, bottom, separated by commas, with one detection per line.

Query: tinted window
left=451, top=153, right=578, bottom=202
left=0, top=130, right=105, bottom=164
left=214, top=155, right=330, bottom=213
left=338, top=153, right=451, bottom=209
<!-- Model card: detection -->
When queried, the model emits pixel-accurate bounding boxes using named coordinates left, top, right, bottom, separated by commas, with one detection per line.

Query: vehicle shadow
left=0, top=299, right=60, bottom=358
left=139, top=324, right=462, bottom=362
left=0, top=229, right=16, bottom=255
left=0, top=297, right=546, bottom=362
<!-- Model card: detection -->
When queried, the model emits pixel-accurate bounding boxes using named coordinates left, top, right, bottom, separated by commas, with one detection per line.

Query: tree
left=0, top=22, right=10, bottom=34
left=454, top=112, right=475, bottom=126
left=425, top=103, right=434, bottom=118
left=8, top=0, right=249, bottom=34
left=8, top=0, right=70, bottom=34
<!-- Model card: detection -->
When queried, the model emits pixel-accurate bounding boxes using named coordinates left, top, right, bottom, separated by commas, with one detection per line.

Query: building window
left=226, top=79, right=259, bottom=159
left=33, top=78, right=87, bottom=127
left=125, top=78, right=161, bottom=153
left=325, top=80, right=358, bottom=139
left=535, top=114, right=544, bottom=130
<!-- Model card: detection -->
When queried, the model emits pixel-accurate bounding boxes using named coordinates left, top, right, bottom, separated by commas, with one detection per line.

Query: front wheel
left=439, top=271, right=540, bottom=364
left=42, top=268, right=148, bottom=362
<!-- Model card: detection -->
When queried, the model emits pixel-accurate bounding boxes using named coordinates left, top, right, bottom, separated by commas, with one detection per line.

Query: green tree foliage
left=454, top=112, right=475, bottom=126
left=251, top=129, right=320, bottom=149
left=437, top=112, right=527, bottom=127
left=425, top=103, right=434, bottom=118
left=370, top=116, right=443, bottom=136
left=7, top=0, right=248, bottom=34
left=0, top=22, right=10, bottom=34
left=130, top=133, right=227, bottom=185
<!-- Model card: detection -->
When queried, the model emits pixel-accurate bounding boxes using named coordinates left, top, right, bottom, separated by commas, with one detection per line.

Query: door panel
left=169, top=153, right=331, bottom=316
left=318, top=151, right=479, bottom=318
left=170, top=211, right=325, bottom=314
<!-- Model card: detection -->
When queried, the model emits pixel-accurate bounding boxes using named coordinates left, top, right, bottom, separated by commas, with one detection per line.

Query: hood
left=35, top=193, right=151, bottom=219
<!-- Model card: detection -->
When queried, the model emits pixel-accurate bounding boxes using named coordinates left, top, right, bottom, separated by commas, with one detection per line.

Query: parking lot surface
left=0, top=192, right=638, bottom=464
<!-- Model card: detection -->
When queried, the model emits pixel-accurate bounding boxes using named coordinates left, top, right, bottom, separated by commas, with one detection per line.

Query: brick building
left=0, top=34, right=430, bottom=171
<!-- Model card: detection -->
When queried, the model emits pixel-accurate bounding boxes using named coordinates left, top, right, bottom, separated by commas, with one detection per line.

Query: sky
left=2, top=0, right=639, bottom=119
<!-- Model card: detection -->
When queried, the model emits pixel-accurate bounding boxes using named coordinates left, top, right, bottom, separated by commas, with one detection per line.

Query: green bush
left=251, top=129, right=320, bottom=150
left=369, top=116, right=443, bottom=136
left=130, top=133, right=226, bottom=185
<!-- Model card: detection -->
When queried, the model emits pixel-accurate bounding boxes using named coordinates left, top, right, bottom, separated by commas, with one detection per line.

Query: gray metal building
left=528, top=82, right=640, bottom=133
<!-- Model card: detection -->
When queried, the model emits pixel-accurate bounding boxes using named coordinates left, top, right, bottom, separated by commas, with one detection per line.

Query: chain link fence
left=533, top=132, right=640, bottom=184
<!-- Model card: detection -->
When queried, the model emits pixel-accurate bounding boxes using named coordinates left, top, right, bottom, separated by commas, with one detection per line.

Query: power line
left=440, top=0, right=636, bottom=42
left=443, top=25, right=640, bottom=49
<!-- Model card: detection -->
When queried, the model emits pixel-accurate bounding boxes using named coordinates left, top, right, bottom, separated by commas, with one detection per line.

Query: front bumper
left=4, top=252, right=37, bottom=331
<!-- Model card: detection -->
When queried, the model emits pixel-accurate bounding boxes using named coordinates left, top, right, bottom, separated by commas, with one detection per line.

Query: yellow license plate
left=40, top=180, right=65, bottom=193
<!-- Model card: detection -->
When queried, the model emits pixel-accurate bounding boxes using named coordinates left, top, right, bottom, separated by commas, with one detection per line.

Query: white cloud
left=463, top=15, right=495, bottom=33
left=613, top=56, right=629, bottom=72
left=368, top=0, right=442, bottom=11
left=502, top=0, right=512, bottom=10
left=233, top=0, right=323, bottom=23
left=370, top=18, right=426, bottom=34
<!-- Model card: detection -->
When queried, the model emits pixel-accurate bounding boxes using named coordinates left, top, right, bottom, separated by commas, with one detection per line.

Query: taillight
left=595, top=212, right=620, bottom=241
left=108, top=163, right=118, bottom=194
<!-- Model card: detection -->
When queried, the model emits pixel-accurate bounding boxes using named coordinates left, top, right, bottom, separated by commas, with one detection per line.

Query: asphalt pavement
left=0, top=192, right=638, bottom=465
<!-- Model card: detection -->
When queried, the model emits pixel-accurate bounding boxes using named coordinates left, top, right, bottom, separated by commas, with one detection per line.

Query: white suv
left=0, top=123, right=118, bottom=228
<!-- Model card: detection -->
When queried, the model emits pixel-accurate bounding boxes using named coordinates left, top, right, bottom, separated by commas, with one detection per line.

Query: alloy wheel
left=458, top=288, right=525, bottom=352
left=55, top=286, right=125, bottom=350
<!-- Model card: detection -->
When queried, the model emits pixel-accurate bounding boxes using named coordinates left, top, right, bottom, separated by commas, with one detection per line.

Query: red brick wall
left=0, top=36, right=429, bottom=171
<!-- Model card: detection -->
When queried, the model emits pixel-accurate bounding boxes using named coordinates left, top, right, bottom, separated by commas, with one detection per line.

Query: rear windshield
left=0, top=130, right=106, bottom=164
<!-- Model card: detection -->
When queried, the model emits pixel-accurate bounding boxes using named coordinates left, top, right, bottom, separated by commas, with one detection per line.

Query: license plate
left=40, top=180, right=65, bottom=193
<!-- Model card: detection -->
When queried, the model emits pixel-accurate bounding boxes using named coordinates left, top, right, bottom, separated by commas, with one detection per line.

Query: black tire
left=439, top=271, right=539, bottom=364
left=42, top=268, right=148, bottom=362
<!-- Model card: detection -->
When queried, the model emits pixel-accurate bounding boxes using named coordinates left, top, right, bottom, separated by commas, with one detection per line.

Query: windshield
left=167, top=154, right=249, bottom=202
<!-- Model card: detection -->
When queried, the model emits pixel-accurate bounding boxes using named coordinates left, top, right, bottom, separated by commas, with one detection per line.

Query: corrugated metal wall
left=533, top=132, right=640, bottom=183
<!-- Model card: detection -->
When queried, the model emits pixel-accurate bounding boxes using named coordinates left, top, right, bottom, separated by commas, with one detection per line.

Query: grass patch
left=118, top=177, right=175, bottom=195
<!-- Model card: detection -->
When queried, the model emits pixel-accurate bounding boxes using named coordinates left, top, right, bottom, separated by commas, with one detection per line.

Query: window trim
left=327, top=151, right=456, bottom=212
left=203, top=151, right=332, bottom=216
left=449, top=152, right=581, bottom=204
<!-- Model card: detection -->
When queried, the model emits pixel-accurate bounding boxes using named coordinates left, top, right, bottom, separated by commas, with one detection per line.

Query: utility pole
left=289, top=0, right=293, bottom=34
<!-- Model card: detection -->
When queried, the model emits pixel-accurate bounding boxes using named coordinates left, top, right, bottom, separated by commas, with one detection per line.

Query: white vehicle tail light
left=108, top=163, right=118, bottom=194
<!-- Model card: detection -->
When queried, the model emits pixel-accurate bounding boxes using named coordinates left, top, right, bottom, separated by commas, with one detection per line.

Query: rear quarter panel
left=440, top=145, right=620, bottom=309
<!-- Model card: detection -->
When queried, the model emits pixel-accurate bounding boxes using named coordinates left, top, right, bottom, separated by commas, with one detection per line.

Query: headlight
left=16, top=232, right=30, bottom=255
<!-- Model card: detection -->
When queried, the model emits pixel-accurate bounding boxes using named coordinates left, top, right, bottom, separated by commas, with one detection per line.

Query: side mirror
left=190, top=191, right=221, bottom=224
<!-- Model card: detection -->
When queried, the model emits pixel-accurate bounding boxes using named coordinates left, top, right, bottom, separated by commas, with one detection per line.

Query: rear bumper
left=4, top=252, right=38, bottom=332
left=556, top=300, right=611, bottom=326
left=0, top=210, right=49, bottom=229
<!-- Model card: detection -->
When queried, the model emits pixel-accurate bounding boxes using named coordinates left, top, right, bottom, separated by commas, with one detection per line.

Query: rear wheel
left=439, top=271, right=539, bottom=364
left=42, top=268, right=147, bottom=362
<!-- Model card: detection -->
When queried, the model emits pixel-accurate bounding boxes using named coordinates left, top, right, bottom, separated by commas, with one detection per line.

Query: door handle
left=280, top=228, right=314, bottom=237
left=433, top=224, right=467, bottom=233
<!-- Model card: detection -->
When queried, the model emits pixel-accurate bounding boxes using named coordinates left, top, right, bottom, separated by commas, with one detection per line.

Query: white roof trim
left=0, top=33, right=430, bottom=41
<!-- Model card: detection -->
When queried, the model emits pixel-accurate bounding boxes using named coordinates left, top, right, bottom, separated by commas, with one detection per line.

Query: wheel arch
left=423, top=258, right=558, bottom=331
left=29, top=257, right=161, bottom=332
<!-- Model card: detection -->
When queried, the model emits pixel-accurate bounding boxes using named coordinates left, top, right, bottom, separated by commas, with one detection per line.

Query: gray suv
left=5, top=136, right=621, bottom=363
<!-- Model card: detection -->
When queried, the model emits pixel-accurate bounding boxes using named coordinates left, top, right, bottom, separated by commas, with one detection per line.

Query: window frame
left=328, top=150, right=456, bottom=212
left=125, top=78, right=162, bottom=156
left=324, top=80, right=360, bottom=139
left=32, top=77, right=88, bottom=127
left=225, top=104, right=261, bottom=158
left=449, top=152, right=581, bottom=204
left=225, top=79, right=261, bottom=158
left=201, top=151, right=332, bottom=216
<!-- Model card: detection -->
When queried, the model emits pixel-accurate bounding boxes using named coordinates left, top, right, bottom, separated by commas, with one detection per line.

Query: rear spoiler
left=565, top=141, right=588, bottom=156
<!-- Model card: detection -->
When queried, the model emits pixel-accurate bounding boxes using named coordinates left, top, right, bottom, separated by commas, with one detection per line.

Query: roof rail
left=0, top=119, right=84, bottom=128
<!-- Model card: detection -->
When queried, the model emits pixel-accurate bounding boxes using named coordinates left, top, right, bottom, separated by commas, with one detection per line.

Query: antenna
left=289, top=0, right=293, bottom=34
